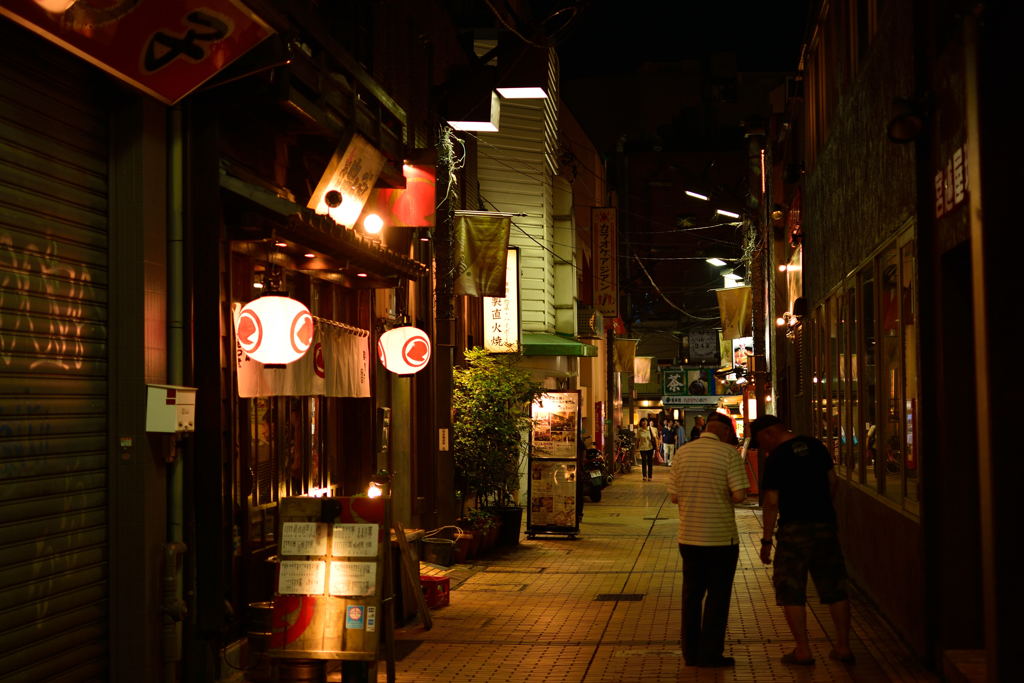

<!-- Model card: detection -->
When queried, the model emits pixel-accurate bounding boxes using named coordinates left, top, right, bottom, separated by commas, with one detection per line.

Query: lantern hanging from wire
left=377, top=326, right=431, bottom=375
left=236, top=296, right=314, bottom=364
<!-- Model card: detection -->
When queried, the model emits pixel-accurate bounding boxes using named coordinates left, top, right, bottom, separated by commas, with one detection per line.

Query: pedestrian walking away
left=689, top=415, right=705, bottom=443
left=752, top=414, right=856, bottom=667
left=635, top=417, right=658, bottom=481
left=661, top=419, right=676, bottom=465
left=667, top=412, right=748, bottom=668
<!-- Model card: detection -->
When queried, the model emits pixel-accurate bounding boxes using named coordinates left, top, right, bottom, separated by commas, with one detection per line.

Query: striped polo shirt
left=666, top=432, right=747, bottom=546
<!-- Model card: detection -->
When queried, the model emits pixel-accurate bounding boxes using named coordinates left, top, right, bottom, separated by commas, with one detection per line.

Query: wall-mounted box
left=146, top=384, right=198, bottom=433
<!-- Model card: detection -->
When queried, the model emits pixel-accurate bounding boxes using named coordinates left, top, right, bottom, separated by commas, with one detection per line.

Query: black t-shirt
left=760, top=435, right=836, bottom=526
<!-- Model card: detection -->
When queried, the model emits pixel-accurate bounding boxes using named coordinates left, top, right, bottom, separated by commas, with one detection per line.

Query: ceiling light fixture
left=685, top=190, right=710, bottom=201
left=715, top=209, right=740, bottom=219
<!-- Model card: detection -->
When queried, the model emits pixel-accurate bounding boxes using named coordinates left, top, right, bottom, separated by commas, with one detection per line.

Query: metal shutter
left=0, top=21, right=109, bottom=682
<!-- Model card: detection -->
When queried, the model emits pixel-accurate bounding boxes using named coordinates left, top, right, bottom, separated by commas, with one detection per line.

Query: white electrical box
left=146, top=384, right=198, bottom=433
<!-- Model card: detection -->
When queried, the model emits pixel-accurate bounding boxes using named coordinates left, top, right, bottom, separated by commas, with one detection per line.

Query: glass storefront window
left=901, top=239, right=919, bottom=502
left=878, top=246, right=902, bottom=503
left=860, top=265, right=876, bottom=485
left=829, top=295, right=841, bottom=465
left=836, top=293, right=849, bottom=471
left=847, top=287, right=860, bottom=481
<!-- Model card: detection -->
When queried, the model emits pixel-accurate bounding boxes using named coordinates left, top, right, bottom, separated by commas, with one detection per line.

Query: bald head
left=704, top=418, right=733, bottom=442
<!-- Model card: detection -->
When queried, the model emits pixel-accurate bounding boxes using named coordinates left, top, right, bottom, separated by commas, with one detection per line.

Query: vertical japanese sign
left=592, top=207, right=618, bottom=318
left=0, top=0, right=272, bottom=105
left=483, top=247, right=520, bottom=352
left=308, top=134, right=386, bottom=227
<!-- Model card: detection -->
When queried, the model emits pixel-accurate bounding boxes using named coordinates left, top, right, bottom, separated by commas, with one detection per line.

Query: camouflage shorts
left=772, top=522, right=848, bottom=606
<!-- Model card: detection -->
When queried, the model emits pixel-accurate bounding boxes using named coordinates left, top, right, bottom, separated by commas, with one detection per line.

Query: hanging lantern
left=236, top=296, right=313, bottom=364
left=377, top=326, right=431, bottom=375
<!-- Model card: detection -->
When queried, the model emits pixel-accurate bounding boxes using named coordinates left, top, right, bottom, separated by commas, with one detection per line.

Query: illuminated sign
left=483, top=247, right=520, bottom=352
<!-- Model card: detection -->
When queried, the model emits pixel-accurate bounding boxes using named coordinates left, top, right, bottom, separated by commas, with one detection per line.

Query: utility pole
left=747, top=125, right=768, bottom=420
left=433, top=125, right=457, bottom=525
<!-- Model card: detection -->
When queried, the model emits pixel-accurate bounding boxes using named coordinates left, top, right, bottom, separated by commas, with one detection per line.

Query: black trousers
left=678, top=543, right=740, bottom=663
left=640, top=449, right=655, bottom=478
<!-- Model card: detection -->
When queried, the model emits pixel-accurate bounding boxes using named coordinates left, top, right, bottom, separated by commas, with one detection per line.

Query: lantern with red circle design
left=377, top=326, right=431, bottom=375
left=236, top=296, right=314, bottom=364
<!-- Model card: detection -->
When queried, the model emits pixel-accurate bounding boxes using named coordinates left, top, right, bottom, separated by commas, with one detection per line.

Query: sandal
left=781, top=651, right=815, bottom=665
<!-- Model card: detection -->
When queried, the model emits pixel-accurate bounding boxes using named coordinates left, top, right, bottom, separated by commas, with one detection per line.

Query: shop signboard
left=483, top=247, right=521, bottom=352
left=527, top=391, right=581, bottom=539
left=269, top=496, right=388, bottom=661
left=0, top=0, right=272, bottom=104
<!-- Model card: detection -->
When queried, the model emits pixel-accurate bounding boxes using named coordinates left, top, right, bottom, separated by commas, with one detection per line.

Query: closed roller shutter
left=0, top=21, right=109, bottom=682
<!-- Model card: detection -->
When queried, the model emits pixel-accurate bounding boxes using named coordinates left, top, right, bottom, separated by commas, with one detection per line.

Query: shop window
left=878, top=246, right=903, bottom=503
left=828, top=294, right=841, bottom=465
left=836, top=293, right=849, bottom=471
left=859, top=265, right=877, bottom=485
left=846, top=286, right=860, bottom=481
left=901, top=239, right=920, bottom=503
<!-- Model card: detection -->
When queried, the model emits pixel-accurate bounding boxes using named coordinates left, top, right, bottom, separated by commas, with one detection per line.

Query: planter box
left=421, top=538, right=454, bottom=566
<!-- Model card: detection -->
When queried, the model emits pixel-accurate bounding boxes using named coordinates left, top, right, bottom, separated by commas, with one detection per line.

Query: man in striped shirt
left=667, top=412, right=749, bottom=668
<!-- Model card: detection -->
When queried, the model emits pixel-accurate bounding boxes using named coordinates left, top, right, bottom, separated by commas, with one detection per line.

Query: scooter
left=583, top=448, right=611, bottom=502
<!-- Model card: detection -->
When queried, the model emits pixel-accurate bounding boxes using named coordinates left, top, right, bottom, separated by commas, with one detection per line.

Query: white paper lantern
left=377, top=326, right=431, bottom=375
left=236, top=296, right=313, bottom=364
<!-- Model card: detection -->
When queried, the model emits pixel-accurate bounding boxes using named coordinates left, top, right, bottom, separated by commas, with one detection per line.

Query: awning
left=522, top=333, right=598, bottom=357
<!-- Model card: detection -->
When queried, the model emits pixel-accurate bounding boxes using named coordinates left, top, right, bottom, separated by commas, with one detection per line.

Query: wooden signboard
left=268, top=496, right=390, bottom=664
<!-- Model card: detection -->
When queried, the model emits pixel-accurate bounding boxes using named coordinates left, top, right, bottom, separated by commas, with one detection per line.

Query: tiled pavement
left=384, top=466, right=938, bottom=682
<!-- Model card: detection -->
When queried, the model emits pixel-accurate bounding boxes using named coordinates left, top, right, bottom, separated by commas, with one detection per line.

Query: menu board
left=529, top=461, right=578, bottom=527
left=281, top=522, right=328, bottom=556
left=278, top=560, right=326, bottom=595
left=527, top=390, right=582, bottom=536
left=329, top=561, right=377, bottom=596
left=531, top=391, right=580, bottom=459
left=271, top=496, right=387, bottom=659
left=332, top=523, right=379, bottom=557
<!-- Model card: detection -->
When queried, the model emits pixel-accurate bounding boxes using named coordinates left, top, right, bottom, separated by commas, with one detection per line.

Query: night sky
left=557, top=2, right=811, bottom=80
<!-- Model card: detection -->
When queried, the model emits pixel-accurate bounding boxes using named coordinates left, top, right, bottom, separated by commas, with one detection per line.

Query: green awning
left=522, top=333, right=598, bottom=357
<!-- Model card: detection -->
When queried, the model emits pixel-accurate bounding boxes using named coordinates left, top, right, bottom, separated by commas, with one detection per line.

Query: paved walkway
left=384, top=465, right=938, bottom=682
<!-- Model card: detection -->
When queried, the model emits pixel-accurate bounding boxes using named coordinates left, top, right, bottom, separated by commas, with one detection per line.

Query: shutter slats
left=0, top=21, right=109, bottom=680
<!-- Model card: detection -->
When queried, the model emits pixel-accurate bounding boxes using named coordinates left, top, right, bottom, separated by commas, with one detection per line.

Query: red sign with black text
left=1, top=0, right=273, bottom=104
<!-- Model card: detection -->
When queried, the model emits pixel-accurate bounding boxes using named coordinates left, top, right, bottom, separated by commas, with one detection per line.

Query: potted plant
left=453, top=347, right=543, bottom=547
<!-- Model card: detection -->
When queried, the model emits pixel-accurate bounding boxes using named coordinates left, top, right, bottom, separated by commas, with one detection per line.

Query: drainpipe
left=163, top=105, right=187, bottom=682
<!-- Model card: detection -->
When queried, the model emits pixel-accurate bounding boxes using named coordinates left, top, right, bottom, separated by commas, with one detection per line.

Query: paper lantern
left=377, top=326, right=431, bottom=375
left=236, top=296, right=313, bottom=364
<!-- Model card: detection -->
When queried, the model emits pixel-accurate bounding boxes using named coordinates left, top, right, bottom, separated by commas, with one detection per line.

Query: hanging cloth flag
left=613, top=338, right=639, bottom=373
left=322, top=324, right=372, bottom=398
left=715, top=286, right=753, bottom=340
left=633, top=356, right=655, bottom=384
left=453, top=211, right=512, bottom=297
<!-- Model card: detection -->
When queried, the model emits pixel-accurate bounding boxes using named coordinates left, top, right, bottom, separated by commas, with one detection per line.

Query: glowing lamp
left=236, top=296, right=313, bottom=364
left=377, top=326, right=431, bottom=375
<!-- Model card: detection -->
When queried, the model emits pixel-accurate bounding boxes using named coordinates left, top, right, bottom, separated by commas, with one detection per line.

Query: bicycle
left=615, top=428, right=636, bottom=475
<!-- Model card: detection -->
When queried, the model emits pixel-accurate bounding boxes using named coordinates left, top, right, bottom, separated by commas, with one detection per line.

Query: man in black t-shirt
left=752, top=415, right=855, bottom=667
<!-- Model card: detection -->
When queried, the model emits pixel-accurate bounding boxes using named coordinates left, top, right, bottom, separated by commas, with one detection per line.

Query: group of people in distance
left=665, top=411, right=856, bottom=668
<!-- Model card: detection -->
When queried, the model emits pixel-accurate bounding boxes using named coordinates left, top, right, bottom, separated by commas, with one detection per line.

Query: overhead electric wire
left=631, top=253, right=719, bottom=322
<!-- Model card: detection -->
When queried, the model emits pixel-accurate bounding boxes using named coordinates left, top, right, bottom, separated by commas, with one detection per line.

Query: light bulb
left=363, top=214, right=384, bottom=234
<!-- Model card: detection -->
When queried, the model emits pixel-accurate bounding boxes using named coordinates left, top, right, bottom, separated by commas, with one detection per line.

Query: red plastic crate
left=419, top=575, right=450, bottom=609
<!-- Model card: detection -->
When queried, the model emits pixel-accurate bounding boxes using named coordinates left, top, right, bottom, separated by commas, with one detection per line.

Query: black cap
left=749, top=415, right=784, bottom=448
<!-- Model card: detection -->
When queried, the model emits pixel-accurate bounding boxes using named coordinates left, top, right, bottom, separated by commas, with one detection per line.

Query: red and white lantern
left=236, top=296, right=314, bottom=364
left=377, top=326, right=431, bottom=375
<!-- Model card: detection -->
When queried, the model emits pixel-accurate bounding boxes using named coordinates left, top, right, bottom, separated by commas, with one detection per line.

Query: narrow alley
left=387, top=467, right=937, bottom=683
